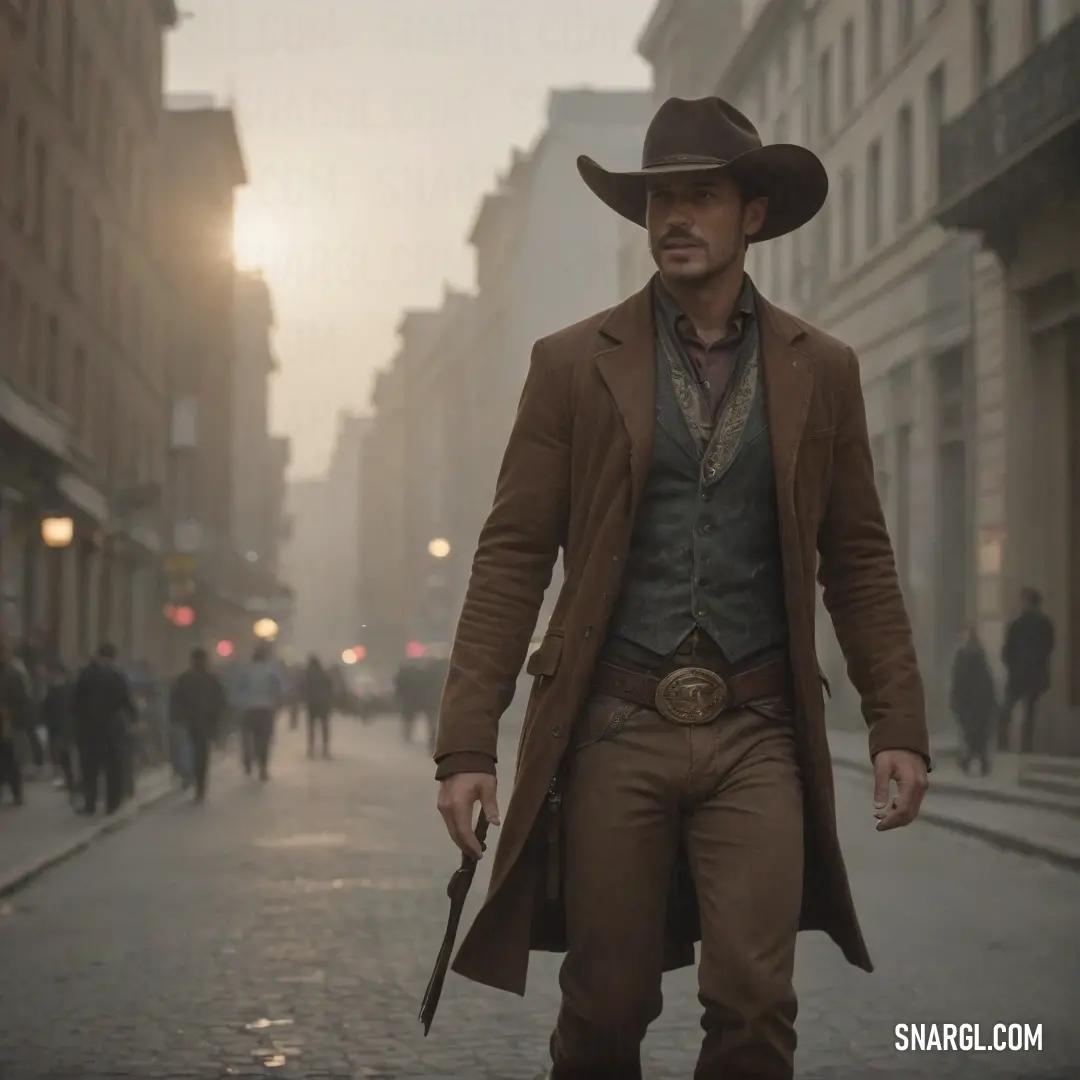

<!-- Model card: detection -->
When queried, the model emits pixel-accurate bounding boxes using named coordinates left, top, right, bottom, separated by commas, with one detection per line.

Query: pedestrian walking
left=949, top=627, right=998, bottom=776
left=169, top=648, right=227, bottom=802
left=302, top=655, right=334, bottom=759
left=71, top=643, right=134, bottom=816
left=424, top=96, right=930, bottom=1079
left=230, top=643, right=285, bottom=781
left=394, top=661, right=423, bottom=744
left=286, top=663, right=302, bottom=731
left=0, top=634, right=31, bottom=806
left=17, top=627, right=51, bottom=774
left=999, top=587, right=1055, bottom=753
left=41, top=662, right=77, bottom=795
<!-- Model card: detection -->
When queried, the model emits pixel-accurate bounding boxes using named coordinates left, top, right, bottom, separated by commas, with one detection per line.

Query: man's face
left=646, top=173, right=768, bottom=285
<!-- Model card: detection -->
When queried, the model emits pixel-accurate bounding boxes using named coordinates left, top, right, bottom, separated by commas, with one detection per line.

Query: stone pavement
left=0, top=716, right=1076, bottom=1079
left=828, top=728, right=1080, bottom=872
left=0, top=762, right=178, bottom=898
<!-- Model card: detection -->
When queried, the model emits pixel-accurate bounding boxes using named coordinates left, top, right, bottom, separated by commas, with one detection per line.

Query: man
left=394, top=660, right=425, bottom=745
left=41, top=662, right=77, bottom=796
left=72, top=643, right=135, bottom=815
left=229, top=642, right=285, bottom=781
left=431, top=98, right=930, bottom=1080
left=302, top=654, right=335, bottom=759
left=0, top=634, right=31, bottom=806
left=999, top=587, right=1055, bottom=754
left=169, top=647, right=228, bottom=802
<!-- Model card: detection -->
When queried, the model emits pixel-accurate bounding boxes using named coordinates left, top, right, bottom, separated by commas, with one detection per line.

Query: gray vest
left=607, top=308, right=788, bottom=663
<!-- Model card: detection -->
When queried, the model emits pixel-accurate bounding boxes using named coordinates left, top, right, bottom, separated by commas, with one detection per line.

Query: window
left=77, top=47, right=93, bottom=146
left=811, top=200, right=832, bottom=297
left=895, top=104, right=914, bottom=224
left=866, top=138, right=883, bottom=248
left=8, top=280, right=23, bottom=379
left=32, top=142, right=48, bottom=248
left=926, top=65, right=946, bottom=201
left=12, top=116, right=29, bottom=228
left=71, top=345, right=86, bottom=436
left=770, top=235, right=785, bottom=302
left=88, top=214, right=103, bottom=317
left=841, top=19, right=856, bottom=116
left=59, top=184, right=74, bottom=290
left=898, top=0, right=916, bottom=51
left=28, top=302, right=41, bottom=391
left=98, top=77, right=113, bottom=178
left=61, top=0, right=76, bottom=119
left=0, top=80, right=7, bottom=205
left=817, top=47, right=833, bottom=138
left=46, top=314, right=60, bottom=403
left=974, top=1, right=994, bottom=93
left=840, top=167, right=855, bottom=268
left=34, top=0, right=49, bottom=70
left=896, top=423, right=912, bottom=598
left=867, top=0, right=884, bottom=83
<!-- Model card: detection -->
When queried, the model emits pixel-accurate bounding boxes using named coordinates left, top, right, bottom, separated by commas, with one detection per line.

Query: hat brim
left=576, top=144, right=828, bottom=243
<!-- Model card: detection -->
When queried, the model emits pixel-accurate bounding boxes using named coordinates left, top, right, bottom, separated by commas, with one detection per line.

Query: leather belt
left=592, top=657, right=791, bottom=726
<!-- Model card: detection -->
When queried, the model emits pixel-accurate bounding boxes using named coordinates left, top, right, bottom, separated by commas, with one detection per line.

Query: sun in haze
left=232, top=195, right=285, bottom=271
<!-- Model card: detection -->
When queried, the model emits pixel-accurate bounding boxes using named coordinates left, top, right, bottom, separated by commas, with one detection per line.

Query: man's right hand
left=437, top=772, right=500, bottom=860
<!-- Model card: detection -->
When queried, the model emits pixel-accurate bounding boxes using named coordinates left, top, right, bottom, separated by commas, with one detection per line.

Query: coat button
left=551, top=725, right=563, bottom=738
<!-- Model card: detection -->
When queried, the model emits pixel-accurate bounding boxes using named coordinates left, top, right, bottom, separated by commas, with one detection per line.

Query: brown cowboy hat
left=577, top=96, right=827, bottom=243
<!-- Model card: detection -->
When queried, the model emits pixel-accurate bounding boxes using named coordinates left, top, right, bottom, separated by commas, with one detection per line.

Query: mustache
left=658, top=231, right=702, bottom=247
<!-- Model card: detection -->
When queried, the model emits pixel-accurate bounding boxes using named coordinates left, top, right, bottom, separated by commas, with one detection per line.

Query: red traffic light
left=216, top=639, right=234, bottom=658
left=352, top=645, right=367, bottom=661
left=405, top=640, right=426, bottom=659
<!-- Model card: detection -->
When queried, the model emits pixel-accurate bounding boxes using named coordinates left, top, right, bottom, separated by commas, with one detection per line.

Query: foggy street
left=0, top=716, right=1075, bottom=1080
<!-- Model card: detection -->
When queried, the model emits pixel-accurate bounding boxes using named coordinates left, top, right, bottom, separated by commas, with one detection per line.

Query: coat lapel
left=595, top=285, right=657, bottom=509
left=757, top=295, right=813, bottom=502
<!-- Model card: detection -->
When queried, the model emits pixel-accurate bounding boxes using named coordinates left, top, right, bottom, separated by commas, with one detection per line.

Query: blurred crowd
left=0, top=631, right=453, bottom=814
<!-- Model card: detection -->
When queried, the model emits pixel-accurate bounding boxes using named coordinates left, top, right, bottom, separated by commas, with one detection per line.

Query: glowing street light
left=253, top=617, right=279, bottom=640
left=341, top=648, right=357, bottom=665
left=427, top=538, right=451, bottom=559
left=41, top=516, right=75, bottom=548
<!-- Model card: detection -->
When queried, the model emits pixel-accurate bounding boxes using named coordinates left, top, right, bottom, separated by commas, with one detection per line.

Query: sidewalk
left=828, top=728, right=1080, bottom=872
left=0, top=765, right=179, bottom=899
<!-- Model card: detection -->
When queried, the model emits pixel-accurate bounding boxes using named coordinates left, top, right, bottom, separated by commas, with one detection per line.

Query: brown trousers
left=549, top=693, right=803, bottom=1080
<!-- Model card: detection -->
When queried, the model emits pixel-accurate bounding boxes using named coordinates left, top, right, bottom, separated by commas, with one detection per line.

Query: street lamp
left=41, top=517, right=75, bottom=548
left=41, top=517, right=74, bottom=658
left=253, top=617, right=279, bottom=641
left=427, top=537, right=451, bottom=559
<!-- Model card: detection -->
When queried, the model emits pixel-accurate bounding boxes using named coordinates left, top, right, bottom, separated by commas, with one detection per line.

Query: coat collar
left=594, top=277, right=814, bottom=508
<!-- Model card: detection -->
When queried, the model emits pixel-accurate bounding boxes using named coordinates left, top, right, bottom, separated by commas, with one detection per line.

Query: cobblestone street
left=0, top=716, right=1077, bottom=1079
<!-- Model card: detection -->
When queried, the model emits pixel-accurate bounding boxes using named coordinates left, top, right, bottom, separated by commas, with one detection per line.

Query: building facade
left=155, top=97, right=254, bottom=664
left=639, top=0, right=1079, bottom=748
left=0, top=0, right=179, bottom=667
left=356, top=363, right=407, bottom=670
left=934, top=4, right=1080, bottom=752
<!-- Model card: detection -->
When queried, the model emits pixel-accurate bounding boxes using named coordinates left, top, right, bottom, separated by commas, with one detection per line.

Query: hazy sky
left=165, top=0, right=657, bottom=476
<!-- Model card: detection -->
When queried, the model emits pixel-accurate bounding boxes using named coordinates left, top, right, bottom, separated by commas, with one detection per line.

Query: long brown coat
left=434, top=283, right=930, bottom=998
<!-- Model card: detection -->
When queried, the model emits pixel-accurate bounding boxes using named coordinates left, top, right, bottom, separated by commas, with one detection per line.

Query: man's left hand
left=872, top=749, right=929, bottom=831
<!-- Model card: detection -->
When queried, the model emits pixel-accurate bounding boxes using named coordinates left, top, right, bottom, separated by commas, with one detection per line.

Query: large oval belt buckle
left=654, top=667, right=729, bottom=725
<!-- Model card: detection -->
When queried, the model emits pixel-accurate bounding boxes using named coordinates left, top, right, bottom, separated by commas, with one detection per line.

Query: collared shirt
left=653, top=273, right=756, bottom=418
